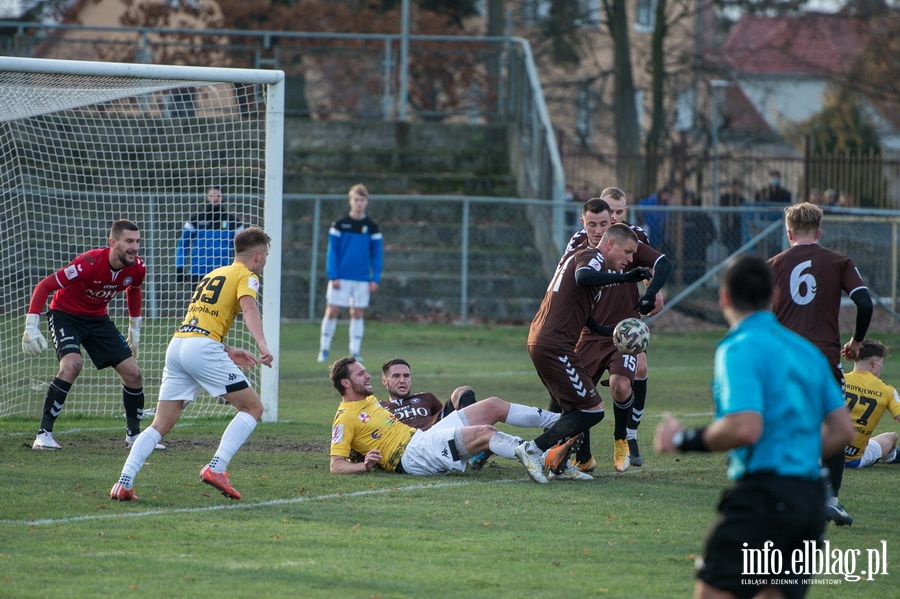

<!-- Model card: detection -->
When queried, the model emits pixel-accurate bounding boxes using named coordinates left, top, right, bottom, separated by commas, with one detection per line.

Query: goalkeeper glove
left=22, top=313, right=48, bottom=357
left=126, top=317, right=141, bottom=359
left=634, top=293, right=657, bottom=316
left=621, top=267, right=652, bottom=283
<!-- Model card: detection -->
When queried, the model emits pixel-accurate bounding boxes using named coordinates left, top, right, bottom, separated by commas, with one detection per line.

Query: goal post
left=0, top=56, right=284, bottom=422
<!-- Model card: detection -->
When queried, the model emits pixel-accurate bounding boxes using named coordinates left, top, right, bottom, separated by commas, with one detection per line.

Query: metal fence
left=563, top=148, right=900, bottom=211
left=291, top=195, right=900, bottom=327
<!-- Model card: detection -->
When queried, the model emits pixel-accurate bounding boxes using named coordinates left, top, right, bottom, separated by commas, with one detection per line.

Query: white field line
left=0, top=410, right=716, bottom=438
left=1, top=466, right=721, bottom=527
left=0, top=422, right=203, bottom=438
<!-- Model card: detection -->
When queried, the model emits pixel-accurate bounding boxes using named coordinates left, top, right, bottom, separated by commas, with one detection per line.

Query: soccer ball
left=612, top=318, right=650, bottom=355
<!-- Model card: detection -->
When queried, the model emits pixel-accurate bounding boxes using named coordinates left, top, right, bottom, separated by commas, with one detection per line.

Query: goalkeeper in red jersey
left=22, top=219, right=158, bottom=451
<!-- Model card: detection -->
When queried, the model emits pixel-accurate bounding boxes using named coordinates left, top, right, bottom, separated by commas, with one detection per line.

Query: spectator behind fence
left=719, top=179, right=748, bottom=254
left=837, top=191, right=855, bottom=208
left=754, top=169, right=792, bottom=204
left=638, top=187, right=672, bottom=252
left=175, top=185, right=244, bottom=285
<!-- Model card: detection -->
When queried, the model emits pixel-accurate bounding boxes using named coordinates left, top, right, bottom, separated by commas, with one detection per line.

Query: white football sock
left=208, top=411, right=257, bottom=473
left=487, top=431, right=522, bottom=459
left=319, top=317, right=337, bottom=352
left=349, top=318, right=364, bottom=355
left=118, top=427, right=163, bottom=488
left=505, top=403, right=560, bottom=428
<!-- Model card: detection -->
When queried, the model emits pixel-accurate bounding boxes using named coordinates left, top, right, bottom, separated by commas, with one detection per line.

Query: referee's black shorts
left=696, top=472, right=825, bottom=599
left=47, top=310, right=132, bottom=369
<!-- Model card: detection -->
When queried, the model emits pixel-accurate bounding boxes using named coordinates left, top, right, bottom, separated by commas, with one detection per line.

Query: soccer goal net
left=0, top=57, right=284, bottom=422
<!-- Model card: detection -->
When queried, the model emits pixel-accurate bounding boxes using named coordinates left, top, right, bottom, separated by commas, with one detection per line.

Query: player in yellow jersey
left=329, top=356, right=562, bottom=483
left=843, top=339, right=900, bottom=468
left=110, top=227, right=274, bottom=501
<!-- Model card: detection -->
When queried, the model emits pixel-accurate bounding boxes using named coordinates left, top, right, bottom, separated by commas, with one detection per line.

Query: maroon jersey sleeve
left=631, top=241, right=664, bottom=270
left=628, top=223, right=650, bottom=245
left=582, top=240, right=663, bottom=331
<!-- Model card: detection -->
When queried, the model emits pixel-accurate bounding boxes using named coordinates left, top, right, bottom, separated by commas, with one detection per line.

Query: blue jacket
left=175, top=208, right=244, bottom=278
left=326, top=214, right=383, bottom=283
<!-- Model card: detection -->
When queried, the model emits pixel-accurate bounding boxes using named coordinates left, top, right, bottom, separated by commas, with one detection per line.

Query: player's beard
left=351, top=379, right=373, bottom=396
left=117, top=248, right=136, bottom=266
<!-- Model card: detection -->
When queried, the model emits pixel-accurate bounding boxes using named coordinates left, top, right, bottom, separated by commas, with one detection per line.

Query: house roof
left=720, top=84, right=773, bottom=137
left=722, top=12, right=870, bottom=76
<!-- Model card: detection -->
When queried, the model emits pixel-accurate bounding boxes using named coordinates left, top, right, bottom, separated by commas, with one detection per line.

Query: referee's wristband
left=672, top=426, right=709, bottom=452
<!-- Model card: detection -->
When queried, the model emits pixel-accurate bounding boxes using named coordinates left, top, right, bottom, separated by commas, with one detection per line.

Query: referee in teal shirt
left=656, top=254, right=853, bottom=599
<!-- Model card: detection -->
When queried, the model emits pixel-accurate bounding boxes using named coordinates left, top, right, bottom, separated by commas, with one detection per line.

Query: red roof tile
left=722, top=13, right=870, bottom=75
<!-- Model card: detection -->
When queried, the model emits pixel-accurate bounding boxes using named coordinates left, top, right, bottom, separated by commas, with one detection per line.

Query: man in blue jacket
left=318, top=184, right=384, bottom=363
left=175, top=186, right=244, bottom=285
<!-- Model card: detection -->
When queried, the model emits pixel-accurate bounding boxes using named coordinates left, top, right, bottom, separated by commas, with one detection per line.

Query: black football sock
left=613, top=393, right=634, bottom=441
left=457, top=388, right=477, bottom=409
left=628, top=378, right=647, bottom=435
left=574, top=428, right=592, bottom=464
left=548, top=398, right=561, bottom=414
left=39, top=377, right=72, bottom=433
left=122, top=385, right=145, bottom=437
left=532, top=409, right=605, bottom=452
left=825, top=452, right=844, bottom=497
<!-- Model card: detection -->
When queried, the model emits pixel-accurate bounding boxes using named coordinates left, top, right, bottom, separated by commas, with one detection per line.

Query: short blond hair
left=349, top=183, right=369, bottom=198
left=784, top=202, right=823, bottom=236
left=600, top=187, right=626, bottom=202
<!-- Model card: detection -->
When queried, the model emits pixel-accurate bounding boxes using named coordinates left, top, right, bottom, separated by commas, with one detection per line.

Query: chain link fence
left=287, top=195, right=900, bottom=330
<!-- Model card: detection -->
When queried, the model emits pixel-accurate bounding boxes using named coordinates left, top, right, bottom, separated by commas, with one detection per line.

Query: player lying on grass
left=329, top=356, right=561, bottom=482
left=842, top=338, right=900, bottom=468
left=379, top=357, right=503, bottom=470
left=379, top=357, right=478, bottom=430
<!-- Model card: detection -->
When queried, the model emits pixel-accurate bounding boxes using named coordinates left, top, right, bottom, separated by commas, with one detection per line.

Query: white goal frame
left=0, top=57, right=284, bottom=422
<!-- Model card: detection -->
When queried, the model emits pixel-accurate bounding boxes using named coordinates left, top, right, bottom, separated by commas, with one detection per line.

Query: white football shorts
left=399, top=423, right=469, bottom=476
left=158, top=336, right=249, bottom=402
left=326, top=279, right=371, bottom=309
left=844, top=438, right=884, bottom=469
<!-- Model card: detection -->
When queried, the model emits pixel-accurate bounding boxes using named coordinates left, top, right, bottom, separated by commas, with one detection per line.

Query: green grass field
left=2, top=322, right=898, bottom=598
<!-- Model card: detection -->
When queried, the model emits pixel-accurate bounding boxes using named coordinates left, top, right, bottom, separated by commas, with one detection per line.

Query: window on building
left=635, top=0, right=656, bottom=32
left=522, top=0, right=601, bottom=28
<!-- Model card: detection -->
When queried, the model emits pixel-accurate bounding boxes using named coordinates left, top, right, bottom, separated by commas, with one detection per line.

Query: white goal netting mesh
left=0, top=65, right=275, bottom=419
